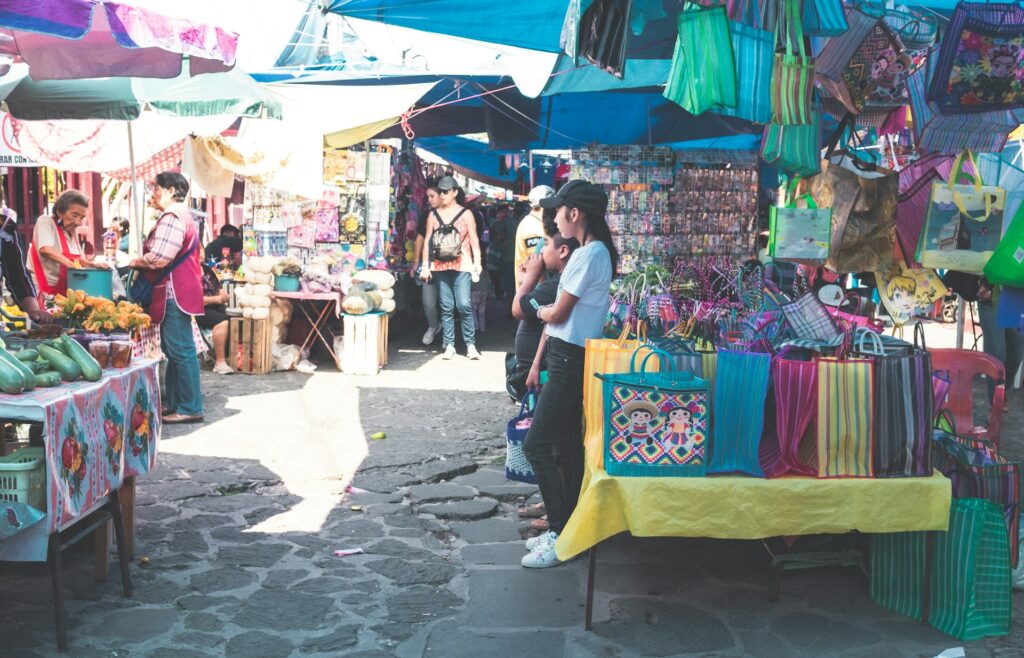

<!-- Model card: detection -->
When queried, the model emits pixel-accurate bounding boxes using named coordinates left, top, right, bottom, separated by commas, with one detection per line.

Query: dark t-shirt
left=204, top=235, right=242, bottom=261
left=514, top=272, right=561, bottom=368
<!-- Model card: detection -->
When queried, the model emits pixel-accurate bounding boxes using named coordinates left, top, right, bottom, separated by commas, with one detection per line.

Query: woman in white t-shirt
left=520, top=179, right=617, bottom=569
left=28, top=189, right=105, bottom=299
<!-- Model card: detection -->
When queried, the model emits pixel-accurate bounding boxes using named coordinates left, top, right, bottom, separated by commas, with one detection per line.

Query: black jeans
left=523, top=336, right=586, bottom=535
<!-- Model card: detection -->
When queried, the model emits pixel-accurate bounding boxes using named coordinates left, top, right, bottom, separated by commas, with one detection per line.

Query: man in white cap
left=514, top=185, right=555, bottom=289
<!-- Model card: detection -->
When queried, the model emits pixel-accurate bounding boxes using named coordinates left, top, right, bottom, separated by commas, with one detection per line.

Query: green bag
left=769, top=177, right=831, bottom=263
left=760, top=110, right=821, bottom=178
left=984, top=202, right=1024, bottom=286
left=870, top=497, right=1011, bottom=641
left=663, top=2, right=737, bottom=116
left=770, top=0, right=816, bottom=125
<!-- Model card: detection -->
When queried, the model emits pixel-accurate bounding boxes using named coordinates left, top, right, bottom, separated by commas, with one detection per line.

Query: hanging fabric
left=663, top=1, right=738, bottom=115
left=577, top=0, right=633, bottom=79
left=770, top=0, right=815, bottom=125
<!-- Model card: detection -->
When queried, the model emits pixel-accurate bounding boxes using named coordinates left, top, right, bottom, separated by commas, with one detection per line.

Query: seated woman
left=199, top=263, right=232, bottom=374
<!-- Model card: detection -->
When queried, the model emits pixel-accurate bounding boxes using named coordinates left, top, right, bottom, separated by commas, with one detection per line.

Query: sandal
left=162, top=413, right=204, bottom=425
left=530, top=516, right=549, bottom=530
left=518, top=503, right=546, bottom=519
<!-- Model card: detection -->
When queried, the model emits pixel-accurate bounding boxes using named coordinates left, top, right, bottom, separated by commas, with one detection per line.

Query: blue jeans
left=162, top=301, right=203, bottom=416
left=435, top=270, right=475, bottom=348
left=978, top=300, right=1024, bottom=386
left=421, top=278, right=440, bottom=329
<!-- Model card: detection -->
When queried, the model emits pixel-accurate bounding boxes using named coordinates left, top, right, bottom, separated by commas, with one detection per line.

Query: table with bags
left=553, top=334, right=1018, bottom=639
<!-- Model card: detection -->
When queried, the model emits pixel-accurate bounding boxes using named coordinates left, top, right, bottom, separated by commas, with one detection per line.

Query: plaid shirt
left=143, top=206, right=189, bottom=306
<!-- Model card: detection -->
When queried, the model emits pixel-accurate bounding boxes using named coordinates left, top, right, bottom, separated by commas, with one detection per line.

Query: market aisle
left=0, top=310, right=1022, bottom=657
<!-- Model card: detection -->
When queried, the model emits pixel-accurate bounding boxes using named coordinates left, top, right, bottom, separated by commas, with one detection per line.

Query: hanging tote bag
left=927, top=2, right=1024, bottom=115
left=815, top=9, right=906, bottom=115
left=769, top=177, right=831, bottom=263
left=760, top=110, right=821, bottom=177
left=917, top=151, right=1006, bottom=273
left=663, top=2, right=738, bottom=116
left=709, top=348, right=771, bottom=476
left=716, top=0, right=774, bottom=124
left=909, top=55, right=1018, bottom=155
left=763, top=352, right=818, bottom=478
left=599, top=348, right=710, bottom=477
left=505, top=394, right=537, bottom=484
left=770, top=0, right=815, bottom=125
left=816, top=332, right=875, bottom=478
left=801, top=0, right=848, bottom=37
left=870, top=497, right=1012, bottom=640
left=869, top=324, right=933, bottom=478
left=809, top=155, right=899, bottom=274
left=895, top=153, right=954, bottom=267
left=984, top=203, right=1024, bottom=286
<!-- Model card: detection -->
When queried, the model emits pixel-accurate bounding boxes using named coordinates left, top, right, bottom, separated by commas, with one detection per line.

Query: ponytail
left=580, top=209, right=619, bottom=274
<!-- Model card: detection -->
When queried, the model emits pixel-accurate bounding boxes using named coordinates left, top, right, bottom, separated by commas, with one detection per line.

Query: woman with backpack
left=520, top=180, right=616, bottom=568
left=419, top=176, right=483, bottom=360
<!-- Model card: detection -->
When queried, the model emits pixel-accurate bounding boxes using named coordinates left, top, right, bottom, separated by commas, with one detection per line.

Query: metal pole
left=955, top=297, right=965, bottom=349
left=126, top=121, right=144, bottom=257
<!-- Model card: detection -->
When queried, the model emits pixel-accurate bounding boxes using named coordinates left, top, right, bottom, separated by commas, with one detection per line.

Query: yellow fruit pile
left=53, top=290, right=151, bottom=333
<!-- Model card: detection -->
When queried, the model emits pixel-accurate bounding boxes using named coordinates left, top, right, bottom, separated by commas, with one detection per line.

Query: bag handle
left=856, top=328, right=886, bottom=356
left=147, top=232, right=199, bottom=287
left=949, top=150, right=983, bottom=192
left=935, top=408, right=957, bottom=435
left=913, top=320, right=927, bottom=352
left=518, top=391, right=538, bottom=415
left=629, top=346, right=672, bottom=375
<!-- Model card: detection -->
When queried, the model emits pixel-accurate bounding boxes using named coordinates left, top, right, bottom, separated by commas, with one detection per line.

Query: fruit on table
left=0, top=348, right=34, bottom=391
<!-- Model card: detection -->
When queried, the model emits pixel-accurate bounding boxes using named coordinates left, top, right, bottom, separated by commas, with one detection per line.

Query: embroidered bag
left=599, top=348, right=710, bottom=477
left=816, top=9, right=907, bottom=115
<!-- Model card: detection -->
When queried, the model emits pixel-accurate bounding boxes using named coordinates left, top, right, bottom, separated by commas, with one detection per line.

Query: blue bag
left=599, top=348, right=710, bottom=477
left=710, top=348, right=771, bottom=476
left=505, top=394, right=537, bottom=484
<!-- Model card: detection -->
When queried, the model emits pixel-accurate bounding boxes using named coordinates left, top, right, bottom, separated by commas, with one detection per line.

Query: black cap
left=437, top=175, right=459, bottom=192
left=539, top=179, right=608, bottom=216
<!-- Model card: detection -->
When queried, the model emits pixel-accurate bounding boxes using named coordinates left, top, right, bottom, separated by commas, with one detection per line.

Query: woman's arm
left=412, top=234, right=424, bottom=270
left=511, top=254, right=545, bottom=321
left=465, top=211, right=482, bottom=271
left=420, top=220, right=434, bottom=279
left=38, top=246, right=79, bottom=269
left=537, top=290, right=580, bottom=325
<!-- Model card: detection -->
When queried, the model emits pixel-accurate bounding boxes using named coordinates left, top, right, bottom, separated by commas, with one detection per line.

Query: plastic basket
left=0, top=447, right=45, bottom=509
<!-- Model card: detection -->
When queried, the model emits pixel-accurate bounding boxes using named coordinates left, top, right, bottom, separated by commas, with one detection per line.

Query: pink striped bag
left=895, top=154, right=954, bottom=266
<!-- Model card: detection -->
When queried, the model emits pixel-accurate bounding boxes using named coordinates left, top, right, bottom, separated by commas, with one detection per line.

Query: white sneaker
left=521, top=534, right=570, bottom=568
left=525, top=530, right=555, bottom=552
left=422, top=325, right=440, bottom=345
left=466, top=345, right=481, bottom=360
left=441, top=345, right=456, bottom=360
left=212, top=362, right=233, bottom=375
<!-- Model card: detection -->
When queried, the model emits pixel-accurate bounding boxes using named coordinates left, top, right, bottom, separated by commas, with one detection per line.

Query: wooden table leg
left=48, top=533, right=68, bottom=652
left=93, top=521, right=110, bottom=582
left=120, top=477, right=136, bottom=561
left=585, top=545, right=597, bottom=631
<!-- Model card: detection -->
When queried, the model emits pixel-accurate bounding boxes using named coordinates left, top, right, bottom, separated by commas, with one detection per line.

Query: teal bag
left=717, top=0, right=773, bottom=124
left=760, top=109, right=822, bottom=177
left=598, top=347, right=710, bottom=477
left=664, top=2, right=738, bottom=116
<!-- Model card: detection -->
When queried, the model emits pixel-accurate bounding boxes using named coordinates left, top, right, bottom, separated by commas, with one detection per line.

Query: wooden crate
left=228, top=318, right=272, bottom=375
left=341, top=313, right=389, bottom=375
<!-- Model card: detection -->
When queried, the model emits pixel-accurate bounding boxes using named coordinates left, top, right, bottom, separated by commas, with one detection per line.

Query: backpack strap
left=435, top=207, right=469, bottom=227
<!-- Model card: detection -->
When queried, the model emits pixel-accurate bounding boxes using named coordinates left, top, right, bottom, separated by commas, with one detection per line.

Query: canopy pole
left=955, top=297, right=965, bottom=349
left=127, top=121, right=144, bottom=257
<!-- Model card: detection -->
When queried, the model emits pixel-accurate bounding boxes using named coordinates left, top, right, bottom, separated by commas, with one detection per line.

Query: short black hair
left=117, top=218, right=129, bottom=233
left=154, top=171, right=189, bottom=202
left=53, top=189, right=88, bottom=218
left=552, top=234, right=580, bottom=257
left=221, top=224, right=241, bottom=237
left=542, top=207, right=558, bottom=237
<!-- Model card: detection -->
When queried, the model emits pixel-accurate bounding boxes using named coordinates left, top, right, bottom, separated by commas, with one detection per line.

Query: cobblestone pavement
left=0, top=313, right=1022, bottom=657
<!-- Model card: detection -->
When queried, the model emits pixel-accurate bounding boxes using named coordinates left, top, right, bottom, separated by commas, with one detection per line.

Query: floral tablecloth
left=0, top=359, right=161, bottom=541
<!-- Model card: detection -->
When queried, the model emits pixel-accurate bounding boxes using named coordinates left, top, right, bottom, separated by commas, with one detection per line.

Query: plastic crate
left=0, top=447, right=45, bottom=509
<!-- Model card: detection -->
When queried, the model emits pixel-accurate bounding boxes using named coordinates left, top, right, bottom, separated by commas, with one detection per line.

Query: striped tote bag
left=870, top=497, right=1013, bottom=640
left=710, top=348, right=771, bottom=476
left=770, top=0, right=815, bottom=125
left=664, top=3, right=738, bottom=116
left=871, top=341, right=933, bottom=478
left=817, top=354, right=874, bottom=478
left=802, top=0, right=848, bottom=37
left=717, top=0, right=773, bottom=124
left=760, top=110, right=822, bottom=178
left=762, top=355, right=818, bottom=478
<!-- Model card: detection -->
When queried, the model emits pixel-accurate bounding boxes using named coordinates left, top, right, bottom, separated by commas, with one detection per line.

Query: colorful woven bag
left=599, top=348, right=710, bottom=477
left=801, top=0, right=848, bottom=37
left=584, top=336, right=643, bottom=469
left=928, top=2, right=1024, bottom=115
left=762, top=352, right=818, bottom=478
left=815, top=9, right=907, bottom=115
left=663, top=2, right=738, bottom=116
left=816, top=332, right=875, bottom=478
left=895, top=154, right=954, bottom=266
left=760, top=110, right=821, bottom=177
left=505, top=394, right=537, bottom=484
left=710, top=347, right=771, bottom=476
left=716, top=0, right=773, bottom=124
left=770, top=0, right=815, bottom=125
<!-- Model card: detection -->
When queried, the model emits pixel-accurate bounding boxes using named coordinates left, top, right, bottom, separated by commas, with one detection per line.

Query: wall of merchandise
left=569, top=146, right=760, bottom=274
left=241, top=148, right=392, bottom=275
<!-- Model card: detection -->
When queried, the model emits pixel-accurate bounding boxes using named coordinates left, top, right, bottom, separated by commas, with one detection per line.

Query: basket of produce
left=0, top=446, right=45, bottom=509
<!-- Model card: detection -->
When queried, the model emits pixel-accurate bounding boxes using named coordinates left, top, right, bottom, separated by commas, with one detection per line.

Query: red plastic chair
left=930, top=348, right=1005, bottom=450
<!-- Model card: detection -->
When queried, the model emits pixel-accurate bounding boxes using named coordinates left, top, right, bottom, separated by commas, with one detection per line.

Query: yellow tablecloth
left=554, top=339, right=953, bottom=560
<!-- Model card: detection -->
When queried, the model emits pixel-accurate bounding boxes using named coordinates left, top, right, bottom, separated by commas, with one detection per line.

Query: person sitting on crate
left=198, top=263, right=232, bottom=375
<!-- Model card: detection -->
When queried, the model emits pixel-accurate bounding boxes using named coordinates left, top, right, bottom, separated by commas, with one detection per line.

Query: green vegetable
left=38, top=344, right=81, bottom=382
left=58, top=335, right=102, bottom=382
left=15, top=349, right=38, bottom=362
left=33, top=372, right=62, bottom=388
left=0, top=348, right=34, bottom=391
left=0, top=357, right=23, bottom=394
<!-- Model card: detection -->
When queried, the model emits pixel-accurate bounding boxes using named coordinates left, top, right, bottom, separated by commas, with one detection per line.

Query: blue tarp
left=323, top=0, right=573, bottom=52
